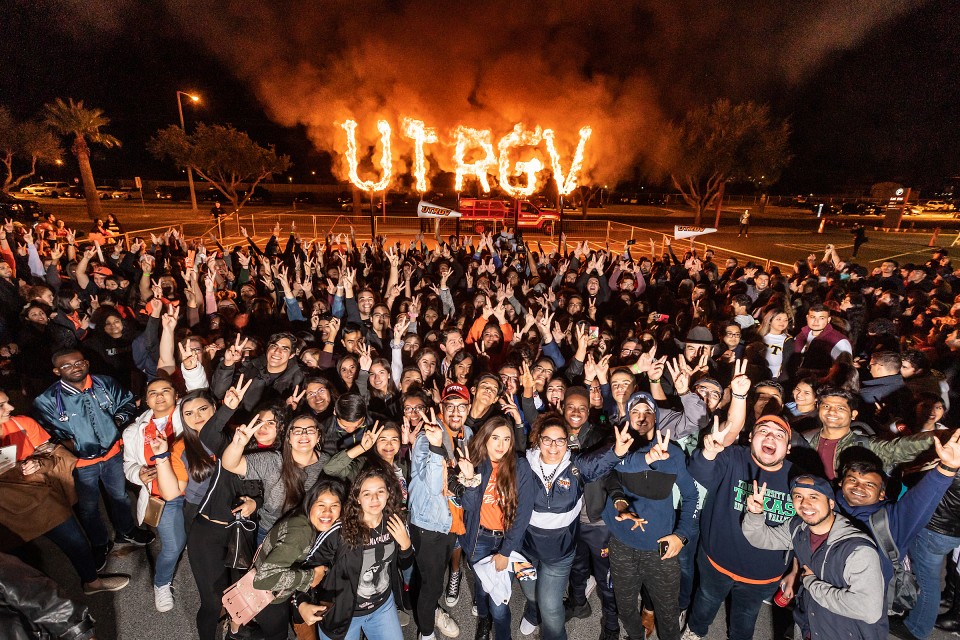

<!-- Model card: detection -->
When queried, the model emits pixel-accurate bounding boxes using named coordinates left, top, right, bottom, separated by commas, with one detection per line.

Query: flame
left=543, top=126, right=592, bottom=195
left=401, top=118, right=438, bottom=193
left=341, top=119, right=393, bottom=192
left=453, top=126, right=497, bottom=193
left=497, top=124, right=543, bottom=198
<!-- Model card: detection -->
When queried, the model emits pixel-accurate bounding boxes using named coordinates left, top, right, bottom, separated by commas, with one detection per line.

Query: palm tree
left=44, top=98, right=120, bottom=220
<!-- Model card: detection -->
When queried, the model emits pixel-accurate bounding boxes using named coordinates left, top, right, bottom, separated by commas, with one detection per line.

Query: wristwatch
left=676, top=534, right=688, bottom=546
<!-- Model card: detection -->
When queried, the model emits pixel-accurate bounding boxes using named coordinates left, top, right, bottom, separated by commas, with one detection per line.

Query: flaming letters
left=341, top=118, right=591, bottom=194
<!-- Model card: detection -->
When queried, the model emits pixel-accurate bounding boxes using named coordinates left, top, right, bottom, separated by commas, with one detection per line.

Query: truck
left=456, top=198, right=559, bottom=233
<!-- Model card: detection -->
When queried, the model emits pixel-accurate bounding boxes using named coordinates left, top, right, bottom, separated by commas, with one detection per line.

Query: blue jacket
left=409, top=434, right=455, bottom=534
left=602, top=440, right=699, bottom=551
left=33, top=376, right=137, bottom=460
left=458, top=456, right=535, bottom=561
left=522, top=445, right=621, bottom=562
left=836, top=464, right=953, bottom=590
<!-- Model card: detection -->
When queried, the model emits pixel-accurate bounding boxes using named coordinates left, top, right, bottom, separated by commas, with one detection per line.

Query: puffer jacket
left=33, top=376, right=137, bottom=460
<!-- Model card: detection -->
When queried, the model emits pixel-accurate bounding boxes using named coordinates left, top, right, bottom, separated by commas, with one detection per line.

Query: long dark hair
left=340, top=459, right=404, bottom=548
left=467, top=416, right=519, bottom=533
left=178, top=389, right=218, bottom=483
left=280, top=412, right=324, bottom=514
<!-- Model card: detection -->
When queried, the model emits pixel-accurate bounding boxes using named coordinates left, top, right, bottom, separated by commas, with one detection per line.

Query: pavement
left=28, top=529, right=959, bottom=640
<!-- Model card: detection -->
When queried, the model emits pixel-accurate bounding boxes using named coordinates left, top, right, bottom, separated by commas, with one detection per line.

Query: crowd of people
left=0, top=212, right=959, bottom=640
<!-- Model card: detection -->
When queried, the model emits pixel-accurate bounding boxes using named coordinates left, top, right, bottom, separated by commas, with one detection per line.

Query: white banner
left=417, top=201, right=462, bottom=218
left=674, top=225, right=717, bottom=240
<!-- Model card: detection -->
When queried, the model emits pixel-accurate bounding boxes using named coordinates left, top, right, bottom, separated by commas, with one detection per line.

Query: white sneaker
left=679, top=608, right=688, bottom=631
left=585, top=575, right=597, bottom=599
left=435, top=608, right=460, bottom=638
left=681, top=630, right=704, bottom=640
left=519, top=618, right=538, bottom=636
left=154, top=584, right=174, bottom=612
left=471, top=605, right=477, bottom=617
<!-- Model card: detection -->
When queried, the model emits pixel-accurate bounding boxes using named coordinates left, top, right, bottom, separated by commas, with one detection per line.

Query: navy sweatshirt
left=836, top=465, right=954, bottom=589
left=688, top=445, right=795, bottom=582
left=602, top=441, right=698, bottom=551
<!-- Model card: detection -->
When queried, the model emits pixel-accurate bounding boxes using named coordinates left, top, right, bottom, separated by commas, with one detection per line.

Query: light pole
left=176, top=91, right=200, bottom=212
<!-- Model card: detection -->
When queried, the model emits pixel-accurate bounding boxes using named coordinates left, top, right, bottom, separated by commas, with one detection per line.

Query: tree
left=668, top=100, right=790, bottom=225
left=149, top=123, right=290, bottom=213
left=0, top=107, right=63, bottom=194
left=44, top=99, right=120, bottom=220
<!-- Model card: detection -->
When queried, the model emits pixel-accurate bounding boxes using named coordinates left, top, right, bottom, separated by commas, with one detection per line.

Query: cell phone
left=589, top=326, right=599, bottom=339
left=654, top=313, right=670, bottom=323
left=659, top=540, right=669, bottom=558
left=626, top=239, right=636, bottom=245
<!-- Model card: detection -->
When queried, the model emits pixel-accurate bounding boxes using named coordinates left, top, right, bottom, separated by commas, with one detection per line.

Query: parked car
left=110, top=187, right=136, bottom=200
left=809, top=202, right=840, bottom=217
left=20, top=181, right=69, bottom=197
left=0, top=193, right=43, bottom=224
left=923, top=200, right=955, bottom=212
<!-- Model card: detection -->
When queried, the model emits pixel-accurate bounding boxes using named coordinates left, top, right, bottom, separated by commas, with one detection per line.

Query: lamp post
left=176, top=91, right=201, bottom=212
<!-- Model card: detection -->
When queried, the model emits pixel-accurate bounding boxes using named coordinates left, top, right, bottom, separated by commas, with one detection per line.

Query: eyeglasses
left=620, top=348, right=641, bottom=355
left=533, top=365, right=555, bottom=376
left=372, top=312, right=388, bottom=319
left=724, top=332, right=741, bottom=338
left=539, top=436, right=568, bottom=447
left=443, top=403, right=469, bottom=414
left=499, top=374, right=519, bottom=383
left=305, top=389, right=328, bottom=399
left=58, top=359, right=88, bottom=371
left=696, top=389, right=722, bottom=401
left=290, top=427, right=318, bottom=436
left=403, top=404, right=426, bottom=414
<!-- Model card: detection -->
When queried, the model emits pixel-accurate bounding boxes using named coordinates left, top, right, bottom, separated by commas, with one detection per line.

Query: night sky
left=3, top=0, right=958, bottom=194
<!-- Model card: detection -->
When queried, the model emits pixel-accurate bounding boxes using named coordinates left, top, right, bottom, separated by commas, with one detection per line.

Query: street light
left=176, top=91, right=201, bottom=212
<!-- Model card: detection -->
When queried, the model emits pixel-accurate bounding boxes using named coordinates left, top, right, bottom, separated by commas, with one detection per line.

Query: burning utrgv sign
left=340, top=118, right=592, bottom=197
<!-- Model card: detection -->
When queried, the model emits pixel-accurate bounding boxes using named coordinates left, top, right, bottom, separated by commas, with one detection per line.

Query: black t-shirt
left=354, top=521, right=396, bottom=614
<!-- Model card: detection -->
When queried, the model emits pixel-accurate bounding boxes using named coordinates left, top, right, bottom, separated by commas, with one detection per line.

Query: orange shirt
left=479, top=464, right=505, bottom=531
left=68, top=376, right=124, bottom=468
left=1, top=416, right=51, bottom=460
left=168, top=439, right=190, bottom=484
left=143, top=414, right=175, bottom=498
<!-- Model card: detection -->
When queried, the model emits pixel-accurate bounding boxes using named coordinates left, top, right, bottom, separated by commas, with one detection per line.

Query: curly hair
left=528, top=411, right=568, bottom=448
left=340, top=458, right=404, bottom=548
left=467, top=416, right=519, bottom=533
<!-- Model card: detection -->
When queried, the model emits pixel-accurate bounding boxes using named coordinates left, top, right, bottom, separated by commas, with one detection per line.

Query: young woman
left=784, top=377, right=820, bottom=434
left=337, top=354, right=361, bottom=394
left=251, top=478, right=347, bottom=640
left=122, top=377, right=186, bottom=613
left=222, top=412, right=330, bottom=544
left=755, top=308, right=794, bottom=380
left=518, top=413, right=631, bottom=640
left=449, top=350, right=476, bottom=387
left=605, top=367, right=637, bottom=428
left=359, top=350, right=401, bottom=421
left=324, top=422, right=409, bottom=506
left=456, top=416, right=535, bottom=640
left=301, top=464, right=413, bottom=640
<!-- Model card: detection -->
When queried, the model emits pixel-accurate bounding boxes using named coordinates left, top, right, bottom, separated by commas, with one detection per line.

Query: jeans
left=73, top=453, right=137, bottom=547
left=319, top=593, right=402, bottom=640
left=677, top=525, right=700, bottom=610
left=519, top=552, right=575, bottom=640
left=906, top=528, right=960, bottom=638
left=608, top=537, right=681, bottom=640
left=570, top=521, right=618, bottom=631
left=686, top=549, right=779, bottom=640
left=154, top=496, right=187, bottom=587
left=411, top=525, right=456, bottom=636
left=44, top=516, right=98, bottom=584
left=468, top=530, right=512, bottom=640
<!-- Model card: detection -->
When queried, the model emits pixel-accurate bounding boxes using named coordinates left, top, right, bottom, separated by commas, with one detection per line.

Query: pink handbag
left=222, top=548, right=276, bottom=625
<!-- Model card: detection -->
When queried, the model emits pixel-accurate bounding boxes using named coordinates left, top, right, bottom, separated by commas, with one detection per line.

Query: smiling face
left=27, top=306, right=48, bottom=325
left=288, top=417, right=320, bottom=454
left=486, top=425, right=513, bottom=462
left=628, top=402, right=656, bottom=438
left=840, top=470, right=885, bottom=507
left=339, top=358, right=358, bottom=386
left=357, top=475, right=388, bottom=518
left=309, top=490, right=342, bottom=531
left=749, top=421, right=790, bottom=470
left=694, top=383, right=723, bottom=412
left=538, top=425, right=568, bottom=464
left=265, top=337, right=295, bottom=373
left=792, top=382, right=816, bottom=411
left=146, top=379, right=177, bottom=416
left=369, top=363, right=390, bottom=392
left=442, top=398, right=469, bottom=431
left=610, top=371, right=635, bottom=404
left=304, top=382, right=331, bottom=413
left=453, top=356, right=473, bottom=385
left=181, top=396, right=214, bottom=432
left=103, top=315, right=124, bottom=339
left=0, top=391, right=13, bottom=423
left=375, top=428, right=401, bottom=462
left=254, top=409, right=279, bottom=446
left=771, top=312, right=789, bottom=334
left=563, top=394, right=589, bottom=431
left=417, top=352, right=437, bottom=379
left=792, top=486, right=834, bottom=528
left=357, top=291, right=375, bottom=316
left=818, top=395, right=856, bottom=434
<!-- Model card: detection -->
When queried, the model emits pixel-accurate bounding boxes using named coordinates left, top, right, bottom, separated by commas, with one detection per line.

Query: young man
left=803, top=387, right=934, bottom=480
left=33, top=349, right=154, bottom=569
left=211, top=331, right=304, bottom=413
left=743, top=475, right=886, bottom=639
left=791, top=304, right=852, bottom=378
left=683, top=416, right=795, bottom=640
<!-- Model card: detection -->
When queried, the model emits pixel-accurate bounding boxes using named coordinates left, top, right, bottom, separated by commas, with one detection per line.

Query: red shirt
left=817, top=437, right=841, bottom=480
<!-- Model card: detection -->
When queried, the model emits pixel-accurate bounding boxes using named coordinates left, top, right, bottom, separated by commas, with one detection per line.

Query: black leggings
left=411, top=524, right=456, bottom=635
left=188, top=516, right=233, bottom=640
left=255, top=600, right=292, bottom=640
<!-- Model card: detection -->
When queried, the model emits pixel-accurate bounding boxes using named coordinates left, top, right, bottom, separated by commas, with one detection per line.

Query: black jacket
left=211, top=355, right=305, bottom=414
left=0, top=552, right=95, bottom=640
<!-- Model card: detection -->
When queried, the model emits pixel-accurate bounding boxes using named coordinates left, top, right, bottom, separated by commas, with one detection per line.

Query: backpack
left=869, top=507, right=918, bottom=614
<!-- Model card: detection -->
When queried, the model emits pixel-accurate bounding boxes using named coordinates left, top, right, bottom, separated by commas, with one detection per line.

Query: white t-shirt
left=763, top=333, right=787, bottom=378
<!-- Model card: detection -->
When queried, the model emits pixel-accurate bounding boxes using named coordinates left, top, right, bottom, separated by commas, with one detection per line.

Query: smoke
left=47, top=0, right=928, bottom=186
